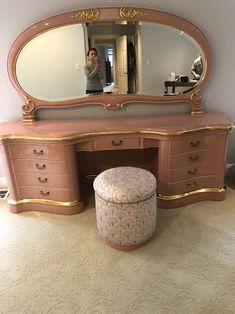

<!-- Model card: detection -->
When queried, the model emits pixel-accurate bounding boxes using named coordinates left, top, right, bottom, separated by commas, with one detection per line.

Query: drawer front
left=9, top=144, right=66, bottom=160
left=16, top=173, right=70, bottom=189
left=94, top=138, right=140, bottom=150
left=167, top=176, right=217, bottom=195
left=18, top=186, right=71, bottom=201
left=169, top=150, right=219, bottom=169
left=170, top=135, right=222, bottom=154
left=13, top=159, right=67, bottom=175
left=169, top=163, right=217, bottom=182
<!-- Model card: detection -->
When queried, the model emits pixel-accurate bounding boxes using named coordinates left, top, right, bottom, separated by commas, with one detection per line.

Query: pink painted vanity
left=0, top=7, right=232, bottom=214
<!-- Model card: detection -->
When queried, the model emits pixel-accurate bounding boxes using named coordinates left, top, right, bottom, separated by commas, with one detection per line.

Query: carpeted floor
left=0, top=187, right=235, bottom=314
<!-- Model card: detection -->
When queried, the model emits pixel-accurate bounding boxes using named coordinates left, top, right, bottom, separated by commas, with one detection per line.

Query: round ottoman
left=93, top=166, right=157, bottom=250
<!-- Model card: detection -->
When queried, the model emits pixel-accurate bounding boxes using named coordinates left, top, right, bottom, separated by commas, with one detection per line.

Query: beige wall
left=1, top=0, right=235, bottom=175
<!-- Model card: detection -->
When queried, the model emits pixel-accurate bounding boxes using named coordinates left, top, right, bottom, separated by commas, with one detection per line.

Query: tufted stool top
left=93, top=167, right=157, bottom=204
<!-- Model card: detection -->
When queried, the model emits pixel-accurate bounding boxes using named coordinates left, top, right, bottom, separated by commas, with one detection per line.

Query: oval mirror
left=8, top=7, right=212, bottom=121
left=15, top=22, right=204, bottom=101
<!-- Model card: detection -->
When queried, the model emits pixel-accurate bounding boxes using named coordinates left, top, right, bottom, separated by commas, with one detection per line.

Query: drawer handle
left=36, top=163, right=46, bottom=170
left=190, top=140, right=200, bottom=147
left=187, top=182, right=198, bottom=187
left=38, top=177, right=48, bottom=183
left=189, top=155, right=199, bottom=161
left=33, top=149, right=44, bottom=155
left=188, top=168, right=198, bottom=175
left=112, top=140, right=123, bottom=146
left=40, top=190, right=50, bottom=196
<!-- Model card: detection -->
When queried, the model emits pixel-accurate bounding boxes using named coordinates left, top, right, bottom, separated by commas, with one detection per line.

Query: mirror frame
left=8, top=7, right=213, bottom=123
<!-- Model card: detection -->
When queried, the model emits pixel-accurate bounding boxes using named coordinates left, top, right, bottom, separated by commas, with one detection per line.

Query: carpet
left=0, top=189, right=235, bottom=314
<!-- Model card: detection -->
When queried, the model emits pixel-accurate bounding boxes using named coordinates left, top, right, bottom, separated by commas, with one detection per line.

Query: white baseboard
left=0, top=177, right=7, bottom=189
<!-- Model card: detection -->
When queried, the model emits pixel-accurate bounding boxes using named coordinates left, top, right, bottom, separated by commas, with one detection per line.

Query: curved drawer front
left=9, top=144, right=66, bottom=160
left=169, top=150, right=219, bottom=169
left=170, top=135, right=223, bottom=154
left=167, top=176, right=217, bottom=195
left=169, top=163, right=217, bottom=182
left=18, top=186, right=71, bottom=201
left=16, top=173, right=70, bottom=189
left=94, top=138, right=140, bottom=151
left=13, top=159, right=67, bottom=175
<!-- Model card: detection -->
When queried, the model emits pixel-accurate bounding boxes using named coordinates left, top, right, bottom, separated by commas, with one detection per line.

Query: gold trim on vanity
left=8, top=198, right=81, bottom=207
left=0, top=125, right=233, bottom=142
left=158, top=187, right=226, bottom=201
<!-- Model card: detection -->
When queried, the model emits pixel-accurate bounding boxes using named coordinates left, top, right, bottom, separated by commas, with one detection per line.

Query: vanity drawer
left=9, top=144, right=66, bottom=160
left=15, top=173, right=70, bottom=189
left=170, top=135, right=224, bottom=154
left=18, top=186, right=71, bottom=201
left=94, top=138, right=140, bottom=150
left=169, top=150, right=219, bottom=169
left=167, top=176, right=217, bottom=195
left=169, top=163, right=217, bottom=182
left=12, top=159, right=68, bottom=175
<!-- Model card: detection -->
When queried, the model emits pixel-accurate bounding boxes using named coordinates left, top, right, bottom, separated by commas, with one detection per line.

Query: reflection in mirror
left=15, top=21, right=204, bottom=101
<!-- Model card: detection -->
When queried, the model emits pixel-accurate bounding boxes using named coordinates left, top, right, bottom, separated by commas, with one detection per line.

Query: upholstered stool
left=93, top=166, right=157, bottom=250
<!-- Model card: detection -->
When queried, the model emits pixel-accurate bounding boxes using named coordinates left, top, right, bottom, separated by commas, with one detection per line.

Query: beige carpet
left=0, top=189, right=235, bottom=314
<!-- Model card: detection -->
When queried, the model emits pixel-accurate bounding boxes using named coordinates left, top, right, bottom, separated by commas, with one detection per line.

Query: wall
left=1, top=0, right=235, bottom=176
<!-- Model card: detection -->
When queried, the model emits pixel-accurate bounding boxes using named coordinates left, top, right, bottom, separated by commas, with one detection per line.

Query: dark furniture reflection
left=164, top=81, right=197, bottom=94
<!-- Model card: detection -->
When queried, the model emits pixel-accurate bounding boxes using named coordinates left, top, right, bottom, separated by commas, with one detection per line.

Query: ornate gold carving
left=120, top=7, right=145, bottom=19
left=191, top=91, right=202, bottom=106
left=22, top=97, right=36, bottom=123
left=105, top=103, right=123, bottom=110
left=8, top=198, right=80, bottom=206
left=72, top=9, right=100, bottom=21
left=191, top=90, right=204, bottom=114
left=158, top=187, right=226, bottom=201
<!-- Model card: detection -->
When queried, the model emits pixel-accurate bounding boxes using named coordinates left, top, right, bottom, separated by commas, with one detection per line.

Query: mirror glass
left=15, top=21, right=204, bottom=101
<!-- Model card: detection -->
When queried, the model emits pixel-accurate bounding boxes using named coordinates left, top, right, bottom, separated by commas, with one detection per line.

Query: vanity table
left=0, top=7, right=232, bottom=214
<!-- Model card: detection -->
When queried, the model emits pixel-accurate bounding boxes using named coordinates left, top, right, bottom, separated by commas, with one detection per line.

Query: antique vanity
left=0, top=7, right=232, bottom=214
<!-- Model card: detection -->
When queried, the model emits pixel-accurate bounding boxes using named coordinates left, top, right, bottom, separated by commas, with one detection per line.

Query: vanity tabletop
left=0, top=112, right=232, bottom=141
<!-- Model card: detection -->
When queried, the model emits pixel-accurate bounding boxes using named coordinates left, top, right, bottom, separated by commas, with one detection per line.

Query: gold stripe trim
left=0, top=125, right=233, bottom=142
left=8, top=198, right=80, bottom=206
left=158, top=187, right=226, bottom=201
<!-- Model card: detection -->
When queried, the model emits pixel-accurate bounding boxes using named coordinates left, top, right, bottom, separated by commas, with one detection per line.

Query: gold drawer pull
left=112, top=140, right=123, bottom=146
left=36, top=163, right=46, bottom=170
left=38, top=177, right=48, bottom=183
left=189, top=155, right=199, bottom=161
left=190, top=140, right=200, bottom=147
left=33, top=149, right=44, bottom=155
left=187, top=182, right=198, bottom=187
left=40, top=190, right=50, bottom=196
left=188, top=168, right=198, bottom=175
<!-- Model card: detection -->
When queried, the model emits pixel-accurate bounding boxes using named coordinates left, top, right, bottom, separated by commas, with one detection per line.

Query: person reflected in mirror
left=191, top=54, right=203, bottom=80
left=84, top=48, right=104, bottom=94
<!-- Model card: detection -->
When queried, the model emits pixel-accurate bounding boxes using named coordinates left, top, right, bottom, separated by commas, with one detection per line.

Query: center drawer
left=94, top=138, right=140, bottom=150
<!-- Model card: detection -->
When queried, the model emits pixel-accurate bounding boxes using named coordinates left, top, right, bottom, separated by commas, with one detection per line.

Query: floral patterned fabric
left=93, top=167, right=157, bottom=203
left=93, top=167, right=157, bottom=248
